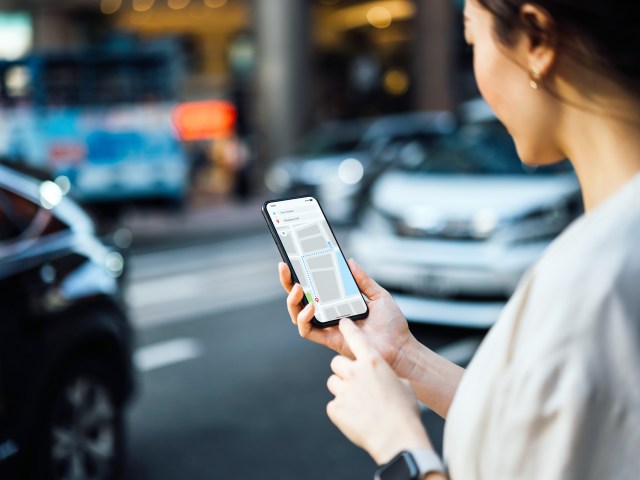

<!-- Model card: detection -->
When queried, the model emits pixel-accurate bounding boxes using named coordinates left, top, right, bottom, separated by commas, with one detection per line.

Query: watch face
left=379, top=452, right=419, bottom=480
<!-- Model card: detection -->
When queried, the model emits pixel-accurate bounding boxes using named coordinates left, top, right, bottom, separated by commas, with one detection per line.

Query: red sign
left=49, top=143, right=87, bottom=164
left=171, top=100, right=237, bottom=141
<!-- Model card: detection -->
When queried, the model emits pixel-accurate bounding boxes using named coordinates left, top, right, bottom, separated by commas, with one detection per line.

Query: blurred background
left=0, top=0, right=582, bottom=479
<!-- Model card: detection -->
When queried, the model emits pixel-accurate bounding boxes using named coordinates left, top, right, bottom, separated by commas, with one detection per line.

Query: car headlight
left=39, top=180, right=63, bottom=209
left=265, top=166, right=292, bottom=194
left=471, top=209, right=499, bottom=239
left=105, top=251, right=125, bottom=278
left=338, top=158, right=364, bottom=185
left=357, top=206, right=394, bottom=235
left=503, top=204, right=574, bottom=244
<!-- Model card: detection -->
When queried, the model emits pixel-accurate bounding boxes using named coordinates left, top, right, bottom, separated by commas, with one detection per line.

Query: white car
left=350, top=120, right=582, bottom=328
left=265, top=112, right=455, bottom=223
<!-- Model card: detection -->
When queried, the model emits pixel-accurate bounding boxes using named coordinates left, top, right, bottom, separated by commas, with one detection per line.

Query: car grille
left=386, top=285, right=509, bottom=303
left=393, top=218, right=483, bottom=241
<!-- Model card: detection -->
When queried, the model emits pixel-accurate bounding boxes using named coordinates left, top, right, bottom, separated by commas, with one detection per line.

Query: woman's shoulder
left=534, top=175, right=640, bottom=302
left=511, top=177, right=640, bottom=364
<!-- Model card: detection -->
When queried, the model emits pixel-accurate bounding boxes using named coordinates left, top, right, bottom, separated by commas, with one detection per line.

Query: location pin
left=315, top=297, right=319, bottom=303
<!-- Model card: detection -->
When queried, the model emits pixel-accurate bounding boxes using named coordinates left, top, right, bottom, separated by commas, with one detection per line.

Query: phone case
left=261, top=196, right=368, bottom=329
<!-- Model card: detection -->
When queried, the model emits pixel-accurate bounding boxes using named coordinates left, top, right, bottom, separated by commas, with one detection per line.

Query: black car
left=0, top=164, right=134, bottom=479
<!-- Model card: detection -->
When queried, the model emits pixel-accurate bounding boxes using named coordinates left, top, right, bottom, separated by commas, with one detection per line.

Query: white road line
left=134, top=338, right=203, bottom=372
left=129, top=234, right=275, bottom=280
left=131, top=285, right=283, bottom=328
left=126, top=259, right=277, bottom=309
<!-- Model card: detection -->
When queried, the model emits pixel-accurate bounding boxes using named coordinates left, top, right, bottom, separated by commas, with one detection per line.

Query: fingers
left=297, top=303, right=315, bottom=337
left=286, top=282, right=304, bottom=308
left=326, top=374, right=344, bottom=396
left=330, top=354, right=353, bottom=377
left=286, top=283, right=316, bottom=336
left=348, top=259, right=389, bottom=301
left=278, top=262, right=294, bottom=294
left=286, top=283, right=305, bottom=323
left=339, top=318, right=378, bottom=362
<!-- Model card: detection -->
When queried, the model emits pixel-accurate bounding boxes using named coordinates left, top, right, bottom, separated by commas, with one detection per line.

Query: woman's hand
left=326, top=318, right=432, bottom=465
left=278, top=259, right=414, bottom=371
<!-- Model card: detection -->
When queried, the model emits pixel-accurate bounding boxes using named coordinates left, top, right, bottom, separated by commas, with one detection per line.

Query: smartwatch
left=374, top=449, right=445, bottom=480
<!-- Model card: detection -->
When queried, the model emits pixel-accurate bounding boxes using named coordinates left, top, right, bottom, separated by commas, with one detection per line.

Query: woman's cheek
left=472, top=49, right=507, bottom=121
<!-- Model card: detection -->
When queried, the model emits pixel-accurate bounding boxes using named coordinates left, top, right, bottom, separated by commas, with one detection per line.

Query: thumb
left=338, top=318, right=378, bottom=361
left=348, top=258, right=389, bottom=301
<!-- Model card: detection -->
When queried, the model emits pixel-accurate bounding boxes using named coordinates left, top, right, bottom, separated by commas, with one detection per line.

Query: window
left=0, top=187, right=66, bottom=243
left=0, top=187, right=38, bottom=241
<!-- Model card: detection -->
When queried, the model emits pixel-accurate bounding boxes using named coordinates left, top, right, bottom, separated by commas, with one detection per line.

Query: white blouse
left=443, top=173, right=640, bottom=479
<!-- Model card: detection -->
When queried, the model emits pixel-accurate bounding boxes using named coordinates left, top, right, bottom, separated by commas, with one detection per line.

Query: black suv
left=0, top=164, right=134, bottom=479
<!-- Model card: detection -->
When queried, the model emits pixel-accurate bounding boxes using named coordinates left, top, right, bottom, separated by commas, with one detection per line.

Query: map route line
left=300, top=246, right=335, bottom=302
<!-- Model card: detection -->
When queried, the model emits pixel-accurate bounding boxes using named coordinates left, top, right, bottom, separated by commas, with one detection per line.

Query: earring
left=529, top=65, right=543, bottom=90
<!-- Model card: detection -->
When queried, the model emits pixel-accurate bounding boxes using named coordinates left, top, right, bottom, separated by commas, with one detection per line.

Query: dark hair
left=476, top=0, right=640, bottom=91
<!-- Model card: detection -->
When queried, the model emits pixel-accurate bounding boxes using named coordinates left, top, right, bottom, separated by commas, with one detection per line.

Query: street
left=123, top=230, right=485, bottom=479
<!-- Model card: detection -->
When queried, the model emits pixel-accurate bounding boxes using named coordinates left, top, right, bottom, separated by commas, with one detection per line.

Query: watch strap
left=409, top=449, right=445, bottom=477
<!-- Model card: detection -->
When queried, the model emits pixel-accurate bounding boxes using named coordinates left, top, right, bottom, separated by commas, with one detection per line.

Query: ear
left=520, top=3, right=557, bottom=76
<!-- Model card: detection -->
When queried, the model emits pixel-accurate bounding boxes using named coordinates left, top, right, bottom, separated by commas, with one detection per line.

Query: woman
left=279, top=0, right=640, bottom=478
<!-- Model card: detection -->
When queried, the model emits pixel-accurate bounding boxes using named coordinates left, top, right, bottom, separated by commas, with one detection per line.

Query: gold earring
left=529, top=65, right=543, bottom=90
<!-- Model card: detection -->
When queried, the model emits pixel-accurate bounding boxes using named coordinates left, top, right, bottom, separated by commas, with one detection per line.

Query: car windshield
left=0, top=186, right=39, bottom=241
left=294, top=123, right=367, bottom=156
left=401, top=122, right=572, bottom=175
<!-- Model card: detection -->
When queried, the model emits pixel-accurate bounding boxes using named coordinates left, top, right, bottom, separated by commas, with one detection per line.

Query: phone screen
left=263, top=196, right=368, bottom=326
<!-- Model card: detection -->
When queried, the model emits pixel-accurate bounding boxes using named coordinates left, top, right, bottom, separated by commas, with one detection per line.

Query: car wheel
left=31, top=359, right=125, bottom=480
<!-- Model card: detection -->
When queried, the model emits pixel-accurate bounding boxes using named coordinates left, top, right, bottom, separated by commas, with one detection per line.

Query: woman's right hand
left=278, top=259, right=415, bottom=372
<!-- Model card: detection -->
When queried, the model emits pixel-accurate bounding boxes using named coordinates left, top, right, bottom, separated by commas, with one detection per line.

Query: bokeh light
left=168, top=0, right=191, bottom=10
left=100, top=0, right=123, bottom=15
left=383, top=68, right=410, bottom=95
left=39, top=181, right=63, bottom=210
left=132, top=0, right=155, bottom=12
left=367, top=6, right=392, bottom=28
left=204, top=0, right=228, bottom=8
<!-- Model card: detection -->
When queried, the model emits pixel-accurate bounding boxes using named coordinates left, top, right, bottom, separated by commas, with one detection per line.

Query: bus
left=0, top=40, right=190, bottom=205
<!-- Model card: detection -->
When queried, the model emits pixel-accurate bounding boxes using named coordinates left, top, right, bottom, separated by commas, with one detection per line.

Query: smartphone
left=262, top=196, right=369, bottom=328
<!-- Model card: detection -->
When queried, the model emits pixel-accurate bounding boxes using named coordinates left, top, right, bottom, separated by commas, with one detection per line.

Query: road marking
left=127, top=259, right=277, bottom=309
left=134, top=338, right=203, bottom=372
left=126, top=234, right=286, bottom=328
left=129, top=234, right=274, bottom=281
left=131, top=286, right=283, bottom=329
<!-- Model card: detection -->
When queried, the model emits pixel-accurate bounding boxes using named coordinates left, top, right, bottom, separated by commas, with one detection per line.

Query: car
left=0, top=163, right=134, bottom=479
left=265, top=111, right=456, bottom=223
left=350, top=116, right=582, bottom=328
left=264, top=118, right=372, bottom=200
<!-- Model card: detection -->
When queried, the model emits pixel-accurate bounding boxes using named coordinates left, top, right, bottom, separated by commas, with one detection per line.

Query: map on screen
left=267, top=197, right=367, bottom=324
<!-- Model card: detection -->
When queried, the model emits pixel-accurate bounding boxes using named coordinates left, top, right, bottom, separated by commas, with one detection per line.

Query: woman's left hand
left=326, top=318, right=433, bottom=465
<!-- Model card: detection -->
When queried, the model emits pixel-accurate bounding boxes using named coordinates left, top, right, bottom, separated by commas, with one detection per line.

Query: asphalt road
left=123, top=231, right=485, bottom=479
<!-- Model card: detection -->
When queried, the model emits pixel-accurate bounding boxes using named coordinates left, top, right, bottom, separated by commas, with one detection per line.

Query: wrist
left=391, top=335, right=424, bottom=380
left=370, top=421, right=432, bottom=465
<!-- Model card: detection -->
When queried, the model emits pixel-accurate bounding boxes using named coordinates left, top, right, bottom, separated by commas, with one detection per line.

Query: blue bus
left=0, top=41, right=189, bottom=204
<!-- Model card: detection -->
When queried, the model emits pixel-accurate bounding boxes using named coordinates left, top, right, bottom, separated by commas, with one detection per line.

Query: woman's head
left=463, top=0, right=640, bottom=165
